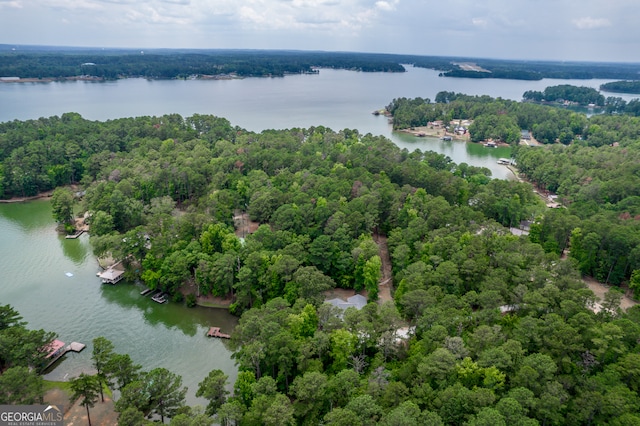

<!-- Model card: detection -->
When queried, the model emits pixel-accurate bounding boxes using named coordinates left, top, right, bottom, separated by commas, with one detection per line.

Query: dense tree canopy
left=3, top=96, right=640, bottom=424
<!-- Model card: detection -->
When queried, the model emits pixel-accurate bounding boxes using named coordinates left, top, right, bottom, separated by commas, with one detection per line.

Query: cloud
left=572, top=16, right=611, bottom=30
left=471, top=17, right=488, bottom=29
left=375, top=0, right=399, bottom=12
left=0, top=0, right=22, bottom=8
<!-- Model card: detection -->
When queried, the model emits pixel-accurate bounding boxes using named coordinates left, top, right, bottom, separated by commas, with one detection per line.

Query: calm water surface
left=0, top=66, right=630, bottom=179
left=0, top=200, right=237, bottom=405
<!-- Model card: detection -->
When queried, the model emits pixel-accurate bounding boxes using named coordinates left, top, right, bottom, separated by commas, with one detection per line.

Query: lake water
left=0, top=65, right=629, bottom=179
left=0, top=200, right=238, bottom=405
left=0, top=65, right=629, bottom=402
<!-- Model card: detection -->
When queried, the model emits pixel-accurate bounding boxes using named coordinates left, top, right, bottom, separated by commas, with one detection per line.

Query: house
left=45, top=339, right=66, bottom=359
left=97, top=268, right=125, bottom=284
left=325, top=294, right=368, bottom=311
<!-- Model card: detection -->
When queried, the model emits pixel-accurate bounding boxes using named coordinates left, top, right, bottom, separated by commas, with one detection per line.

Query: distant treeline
left=0, top=50, right=406, bottom=79
left=2, top=46, right=640, bottom=81
left=438, top=59, right=640, bottom=81
left=601, top=80, right=640, bottom=94
left=523, top=85, right=605, bottom=106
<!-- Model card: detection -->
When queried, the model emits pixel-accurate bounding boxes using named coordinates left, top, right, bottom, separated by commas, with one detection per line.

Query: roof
left=98, top=268, right=125, bottom=280
left=45, top=339, right=66, bottom=358
left=324, top=294, right=368, bottom=311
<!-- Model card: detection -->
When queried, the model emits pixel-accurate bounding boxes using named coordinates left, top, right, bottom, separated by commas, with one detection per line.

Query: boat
left=441, top=136, right=452, bottom=141
left=140, top=288, right=154, bottom=296
left=152, top=293, right=168, bottom=304
left=484, top=141, right=497, bottom=148
left=497, top=158, right=511, bottom=165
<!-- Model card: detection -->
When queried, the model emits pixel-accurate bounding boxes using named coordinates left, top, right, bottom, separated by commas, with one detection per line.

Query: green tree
left=105, top=353, right=142, bottom=392
left=196, top=369, right=229, bottom=416
left=0, top=366, right=44, bottom=404
left=145, top=368, right=187, bottom=423
left=363, top=255, right=382, bottom=302
left=70, top=373, right=101, bottom=426
left=51, top=187, right=75, bottom=226
left=91, top=336, right=115, bottom=402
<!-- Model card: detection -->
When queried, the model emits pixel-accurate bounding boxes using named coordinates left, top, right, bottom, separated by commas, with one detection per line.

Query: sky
left=1, top=0, right=639, bottom=63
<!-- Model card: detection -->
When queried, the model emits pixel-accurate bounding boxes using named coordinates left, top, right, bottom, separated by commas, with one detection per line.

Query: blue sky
left=1, top=0, right=638, bottom=62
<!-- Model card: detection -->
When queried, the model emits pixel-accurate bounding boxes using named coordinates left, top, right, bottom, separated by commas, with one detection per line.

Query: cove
left=0, top=200, right=238, bottom=405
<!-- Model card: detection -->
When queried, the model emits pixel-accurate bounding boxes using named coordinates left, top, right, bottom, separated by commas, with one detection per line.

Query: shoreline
left=0, top=190, right=53, bottom=203
left=397, top=125, right=471, bottom=142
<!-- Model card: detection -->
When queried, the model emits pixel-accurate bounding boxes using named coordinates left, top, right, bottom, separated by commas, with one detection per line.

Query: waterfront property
left=97, top=267, right=125, bottom=284
left=43, top=339, right=86, bottom=370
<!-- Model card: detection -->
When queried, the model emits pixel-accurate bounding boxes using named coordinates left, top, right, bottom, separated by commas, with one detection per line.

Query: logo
left=0, top=405, right=63, bottom=426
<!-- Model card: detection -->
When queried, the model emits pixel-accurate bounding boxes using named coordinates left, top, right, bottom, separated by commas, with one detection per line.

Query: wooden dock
left=43, top=341, right=86, bottom=370
left=207, top=327, right=231, bottom=339
left=65, top=230, right=86, bottom=239
left=140, top=288, right=154, bottom=296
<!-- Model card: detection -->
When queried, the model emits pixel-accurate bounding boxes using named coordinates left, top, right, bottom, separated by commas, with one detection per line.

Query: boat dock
left=207, top=327, right=231, bottom=339
left=43, top=340, right=86, bottom=370
left=65, top=230, right=86, bottom=239
left=97, top=260, right=125, bottom=284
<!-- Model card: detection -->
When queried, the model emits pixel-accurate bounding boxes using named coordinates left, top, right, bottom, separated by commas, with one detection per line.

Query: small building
left=98, top=268, right=125, bottom=284
left=45, top=339, right=66, bottom=359
left=325, top=294, right=368, bottom=311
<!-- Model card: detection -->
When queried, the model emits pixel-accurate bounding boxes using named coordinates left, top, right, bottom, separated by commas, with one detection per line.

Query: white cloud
left=572, top=16, right=611, bottom=30
left=471, top=17, right=488, bottom=29
left=1, top=0, right=639, bottom=62
left=375, top=0, right=399, bottom=12
left=0, top=0, right=22, bottom=8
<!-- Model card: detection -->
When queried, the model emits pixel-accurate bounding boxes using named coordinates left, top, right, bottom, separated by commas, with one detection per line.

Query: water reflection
left=99, top=283, right=237, bottom=339
left=0, top=200, right=53, bottom=231
left=58, top=235, right=90, bottom=265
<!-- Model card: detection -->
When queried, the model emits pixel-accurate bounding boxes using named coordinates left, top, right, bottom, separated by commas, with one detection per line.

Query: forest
left=600, top=81, right=640, bottom=94
left=522, top=85, right=605, bottom=106
left=3, top=46, right=640, bottom=81
left=2, top=103, right=640, bottom=424
left=386, top=93, right=640, bottom=287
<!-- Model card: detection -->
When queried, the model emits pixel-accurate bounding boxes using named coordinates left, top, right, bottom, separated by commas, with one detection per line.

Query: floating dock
left=207, top=327, right=231, bottom=339
left=140, top=288, right=154, bottom=296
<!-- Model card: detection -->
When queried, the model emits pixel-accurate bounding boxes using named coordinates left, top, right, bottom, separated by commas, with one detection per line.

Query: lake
left=0, top=65, right=630, bottom=179
left=0, top=65, right=629, bottom=404
left=0, top=200, right=238, bottom=405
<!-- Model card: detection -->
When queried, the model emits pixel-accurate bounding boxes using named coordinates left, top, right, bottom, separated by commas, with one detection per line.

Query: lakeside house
left=45, top=339, right=66, bottom=359
left=98, top=267, right=125, bottom=284
left=325, top=294, right=368, bottom=311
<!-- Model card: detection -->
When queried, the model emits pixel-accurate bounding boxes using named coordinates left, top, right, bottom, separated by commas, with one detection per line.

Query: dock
left=43, top=340, right=86, bottom=370
left=140, top=288, right=154, bottom=296
left=65, top=230, right=85, bottom=239
left=97, top=261, right=125, bottom=284
left=207, top=327, right=231, bottom=339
